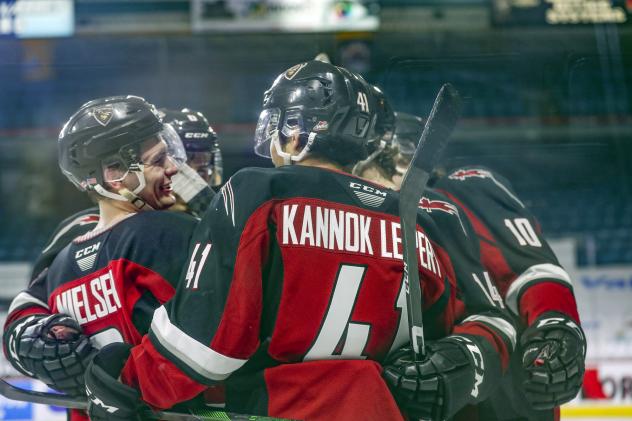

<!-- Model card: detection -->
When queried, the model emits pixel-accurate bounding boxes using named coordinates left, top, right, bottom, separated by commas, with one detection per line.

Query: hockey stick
left=399, top=83, right=462, bottom=360
left=0, top=378, right=290, bottom=421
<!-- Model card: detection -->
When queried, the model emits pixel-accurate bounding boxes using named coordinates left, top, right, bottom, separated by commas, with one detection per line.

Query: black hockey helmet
left=58, top=95, right=180, bottom=200
left=372, top=85, right=396, bottom=144
left=159, top=108, right=223, bottom=186
left=254, top=60, right=379, bottom=166
left=352, top=84, right=396, bottom=176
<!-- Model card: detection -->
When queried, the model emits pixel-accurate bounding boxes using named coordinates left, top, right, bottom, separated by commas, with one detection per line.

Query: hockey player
left=83, top=61, right=516, bottom=421
left=2, top=96, right=199, bottom=421
left=434, top=167, right=585, bottom=421
left=159, top=108, right=223, bottom=216
left=160, top=108, right=223, bottom=188
left=353, top=86, right=518, bottom=421
left=357, top=97, right=585, bottom=420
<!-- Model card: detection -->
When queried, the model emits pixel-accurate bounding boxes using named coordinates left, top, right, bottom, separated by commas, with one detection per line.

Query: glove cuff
left=523, top=312, right=585, bottom=351
left=3, top=314, right=48, bottom=376
left=94, top=342, right=132, bottom=378
left=444, top=334, right=503, bottom=403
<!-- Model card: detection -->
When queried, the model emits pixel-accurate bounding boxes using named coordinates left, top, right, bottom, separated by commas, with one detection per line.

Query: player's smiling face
left=132, top=137, right=178, bottom=209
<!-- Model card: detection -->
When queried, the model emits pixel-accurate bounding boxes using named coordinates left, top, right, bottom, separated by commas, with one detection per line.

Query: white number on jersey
left=305, top=264, right=370, bottom=360
left=357, top=92, right=370, bottom=113
left=305, top=264, right=409, bottom=360
left=472, top=272, right=505, bottom=308
left=504, top=218, right=542, bottom=247
left=185, top=243, right=212, bottom=289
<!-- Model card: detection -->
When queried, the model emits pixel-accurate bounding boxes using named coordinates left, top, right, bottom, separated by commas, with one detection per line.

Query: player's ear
left=282, top=132, right=302, bottom=155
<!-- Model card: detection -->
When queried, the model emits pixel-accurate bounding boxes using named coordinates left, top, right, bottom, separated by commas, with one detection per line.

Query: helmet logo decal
left=93, top=106, right=114, bottom=126
left=284, top=63, right=307, bottom=80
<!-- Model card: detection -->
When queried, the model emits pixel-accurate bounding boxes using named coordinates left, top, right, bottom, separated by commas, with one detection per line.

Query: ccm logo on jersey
left=419, top=197, right=458, bottom=215
left=349, top=182, right=388, bottom=197
left=75, top=243, right=100, bottom=258
left=54, top=270, right=122, bottom=325
left=448, top=169, right=492, bottom=181
left=184, top=132, right=210, bottom=138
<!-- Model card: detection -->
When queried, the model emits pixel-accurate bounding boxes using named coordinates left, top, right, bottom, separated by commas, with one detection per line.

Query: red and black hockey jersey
left=121, top=165, right=461, bottom=413
left=4, top=208, right=100, bottom=340
left=419, top=189, right=517, bottom=370
left=46, top=211, right=196, bottom=346
left=5, top=211, right=196, bottom=349
left=433, top=166, right=579, bottom=327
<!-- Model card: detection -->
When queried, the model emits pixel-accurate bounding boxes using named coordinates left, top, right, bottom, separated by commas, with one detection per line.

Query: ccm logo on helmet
left=185, top=133, right=210, bottom=139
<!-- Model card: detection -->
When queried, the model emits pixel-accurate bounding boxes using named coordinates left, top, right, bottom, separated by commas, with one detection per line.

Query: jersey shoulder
left=31, top=207, right=100, bottom=281
left=113, top=211, right=198, bottom=255
left=435, top=166, right=526, bottom=210
left=220, top=165, right=398, bottom=222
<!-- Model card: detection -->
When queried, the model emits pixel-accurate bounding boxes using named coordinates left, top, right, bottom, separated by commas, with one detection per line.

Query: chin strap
left=92, top=169, right=154, bottom=211
left=271, top=131, right=317, bottom=166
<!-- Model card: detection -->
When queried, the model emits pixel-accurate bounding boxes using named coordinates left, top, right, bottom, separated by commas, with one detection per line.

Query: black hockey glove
left=85, top=342, right=148, bottom=421
left=521, top=311, right=586, bottom=410
left=384, top=335, right=501, bottom=421
left=4, top=313, right=95, bottom=396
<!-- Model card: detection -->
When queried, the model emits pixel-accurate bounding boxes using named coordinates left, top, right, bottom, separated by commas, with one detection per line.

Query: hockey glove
left=383, top=335, right=501, bottom=421
left=4, top=313, right=95, bottom=396
left=85, top=342, right=148, bottom=421
left=521, top=311, right=586, bottom=410
left=171, top=161, right=215, bottom=217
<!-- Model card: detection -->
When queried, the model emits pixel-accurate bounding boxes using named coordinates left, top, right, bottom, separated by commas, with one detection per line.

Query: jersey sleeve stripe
left=8, top=291, right=49, bottom=315
left=461, top=314, right=517, bottom=350
left=150, top=306, right=247, bottom=381
left=505, top=263, right=572, bottom=315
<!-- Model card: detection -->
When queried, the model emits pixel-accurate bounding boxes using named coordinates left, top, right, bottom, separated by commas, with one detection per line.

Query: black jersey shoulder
left=31, top=207, right=100, bottom=282
left=222, top=165, right=400, bottom=222
left=433, top=166, right=526, bottom=212
left=47, top=211, right=197, bottom=294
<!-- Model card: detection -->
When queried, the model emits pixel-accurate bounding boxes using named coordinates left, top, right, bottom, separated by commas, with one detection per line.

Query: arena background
left=1, top=0, right=631, bottom=419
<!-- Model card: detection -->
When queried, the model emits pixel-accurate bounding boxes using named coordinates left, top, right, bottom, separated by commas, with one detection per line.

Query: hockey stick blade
left=399, top=83, right=462, bottom=360
left=0, top=378, right=292, bottom=421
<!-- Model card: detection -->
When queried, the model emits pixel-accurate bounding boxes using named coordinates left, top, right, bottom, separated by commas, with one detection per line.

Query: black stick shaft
left=398, top=83, right=462, bottom=360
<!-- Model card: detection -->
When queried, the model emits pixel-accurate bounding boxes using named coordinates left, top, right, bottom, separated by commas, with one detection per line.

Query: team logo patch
left=284, top=63, right=307, bottom=80
left=448, top=168, right=492, bottom=181
left=419, top=197, right=458, bottom=215
left=93, top=107, right=114, bottom=126
left=313, top=120, right=329, bottom=131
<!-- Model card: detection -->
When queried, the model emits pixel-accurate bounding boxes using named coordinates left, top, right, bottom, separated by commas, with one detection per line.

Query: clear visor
left=254, top=108, right=305, bottom=158
left=163, top=123, right=188, bottom=164
left=254, top=108, right=281, bottom=158
left=101, top=127, right=178, bottom=183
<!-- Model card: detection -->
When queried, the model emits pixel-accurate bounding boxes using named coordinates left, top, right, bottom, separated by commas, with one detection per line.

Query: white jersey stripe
left=505, top=263, right=572, bottom=316
left=462, top=314, right=517, bottom=350
left=8, top=292, right=49, bottom=315
left=150, top=306, right=247, bottom=381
